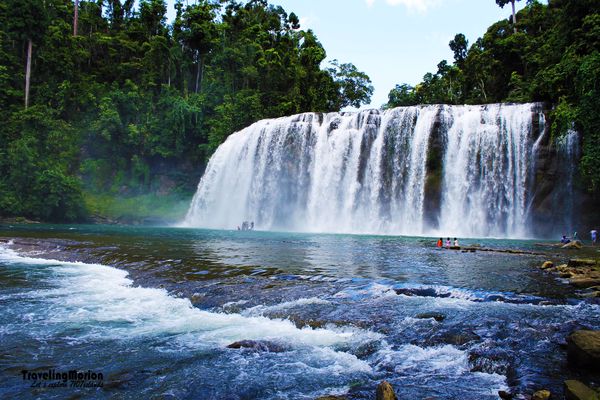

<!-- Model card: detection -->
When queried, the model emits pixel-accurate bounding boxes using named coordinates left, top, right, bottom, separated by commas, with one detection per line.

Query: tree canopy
left=0, top=0, right=373, bottom=222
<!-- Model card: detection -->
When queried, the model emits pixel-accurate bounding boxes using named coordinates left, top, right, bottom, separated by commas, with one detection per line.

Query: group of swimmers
left=561, top=229, right=598, bottom=245
left=436, top=237, right=459, bottom=248
left=238, top=221, right=254, bottom=231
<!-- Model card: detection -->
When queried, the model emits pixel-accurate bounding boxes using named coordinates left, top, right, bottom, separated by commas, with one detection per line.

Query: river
left=1, top=224, right=598, bottom=399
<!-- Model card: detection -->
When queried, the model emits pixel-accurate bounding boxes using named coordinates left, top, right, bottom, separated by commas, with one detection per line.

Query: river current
left=0, top=224, right=598, bottom=399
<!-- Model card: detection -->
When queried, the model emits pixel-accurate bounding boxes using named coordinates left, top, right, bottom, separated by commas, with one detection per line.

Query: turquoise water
left=0, top=224, right=598, bottom=399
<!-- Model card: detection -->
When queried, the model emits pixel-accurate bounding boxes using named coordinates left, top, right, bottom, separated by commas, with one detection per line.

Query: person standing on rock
left=436, top=238, right=443, bottom=248
left=592, top=229, right=597, bottom=245
left=445, top=238, right=451, bottom=248
left=454, top=238, right=459, bottom=247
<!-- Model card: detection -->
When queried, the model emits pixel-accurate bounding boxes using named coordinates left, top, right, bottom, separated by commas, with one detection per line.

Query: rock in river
left=562, top=241, right=583, bottom=249
left=227, top=340, right=287, bottom=353
left=567, top=330, right=600, bottom=369
left=540, top=261, right=554, bottom=270
left=532, top=389, right=551, bottom=400
left=564, top=380, right=599, bottom=400
left=376, top=381, right=397, bottom=400
left=415, top=312, right=446, bottom=322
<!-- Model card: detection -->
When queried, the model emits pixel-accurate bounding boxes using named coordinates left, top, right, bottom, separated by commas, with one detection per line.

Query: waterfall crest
left=184, top=103, right=562, bottom=237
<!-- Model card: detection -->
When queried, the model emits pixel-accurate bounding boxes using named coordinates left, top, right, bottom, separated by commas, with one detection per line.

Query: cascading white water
left=553, top=129, right=580, bottom=235
left=184, top=103, right=550, bottom=237
left=437, top=104, right=541, bottom=237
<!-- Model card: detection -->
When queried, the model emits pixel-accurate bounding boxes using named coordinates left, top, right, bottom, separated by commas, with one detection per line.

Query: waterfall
left=184, top=103, right=551, bottom=238
left=553, top=129, right=580, bottom=236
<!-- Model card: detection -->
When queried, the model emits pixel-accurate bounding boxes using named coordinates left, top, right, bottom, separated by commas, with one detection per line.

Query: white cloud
left=366, top=0, right=442, bottom=13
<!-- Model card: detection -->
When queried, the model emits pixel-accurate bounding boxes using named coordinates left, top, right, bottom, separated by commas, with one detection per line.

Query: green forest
left=0, top=0, right=373, bottom=222
left=0, top=0, right=599, bottom=223
left=385, top=0, right=600, bottom=195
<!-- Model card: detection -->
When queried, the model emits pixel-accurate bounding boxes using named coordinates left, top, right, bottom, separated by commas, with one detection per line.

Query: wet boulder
left=532, top=389, right=551, bottom=400
left=376, top=381, right=397, bottom=400
left=567, top=330, right=600, bottom=369
left=564, top=380, right=599, bottom=400
left=498, top=390, right=513, bottom=400
left=562, top=241, right=583, bottom=249
left=227, top=340, right=287, bottom=353
left=540, top=261, right=554, bottom=270
left=468, top=348, right=512, bottom=376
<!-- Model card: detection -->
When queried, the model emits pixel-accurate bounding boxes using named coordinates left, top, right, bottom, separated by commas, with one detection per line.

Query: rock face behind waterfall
left=184, top=103, right=584, bottom=238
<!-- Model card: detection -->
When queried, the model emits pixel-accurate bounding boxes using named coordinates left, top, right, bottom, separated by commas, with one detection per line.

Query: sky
left=166, top=0, right=535, bottom=109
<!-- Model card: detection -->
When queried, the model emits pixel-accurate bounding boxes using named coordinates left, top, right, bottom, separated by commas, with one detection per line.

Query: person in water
left=453, top=238, right=459, bottom=247
left=445, top=238, right=451, bottom=247
left=560, top=235, right=570, bottom=244
left=436, top=238, right=443, bottom=247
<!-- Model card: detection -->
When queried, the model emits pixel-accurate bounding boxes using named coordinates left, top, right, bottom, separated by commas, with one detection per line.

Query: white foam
left=374, top=344, right=507, bottom=391
left=0, top=246, right=381, bottom=351
left=242, top=297, right=331, bottom=316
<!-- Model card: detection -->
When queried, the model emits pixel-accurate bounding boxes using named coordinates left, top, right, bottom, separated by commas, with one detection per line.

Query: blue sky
left=166, top=0, right=534, bottom=109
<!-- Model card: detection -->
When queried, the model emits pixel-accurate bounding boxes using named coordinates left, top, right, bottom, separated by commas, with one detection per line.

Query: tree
left=6, top=0, right=49, bottom=108
left=328, top=60, right=374, bottom=109
left=449, top=33, right=468, bottom=66
left=73, top=0, right=79, bottom=36
left=385, top=84, right=417, bottom=108
left=181, top=1, right=218, bottom=93
left=495, top=0, right=522, bottom=33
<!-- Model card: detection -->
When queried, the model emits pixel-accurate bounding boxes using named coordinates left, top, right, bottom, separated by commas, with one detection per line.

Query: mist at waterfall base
left=184, top=103, right=578, bottom=238
left=1, top=224, right=599, bottom=399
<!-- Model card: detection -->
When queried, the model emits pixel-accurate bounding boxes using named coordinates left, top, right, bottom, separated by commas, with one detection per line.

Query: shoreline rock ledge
left=564, top=380, right=600, bottom=400
left=567, top=330, right=600, bottom=369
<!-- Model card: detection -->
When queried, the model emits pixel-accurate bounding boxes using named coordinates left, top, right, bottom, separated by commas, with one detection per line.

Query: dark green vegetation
left=385, top=0, right=600, bottom=195
left=0, top=0, right=373, bottom=222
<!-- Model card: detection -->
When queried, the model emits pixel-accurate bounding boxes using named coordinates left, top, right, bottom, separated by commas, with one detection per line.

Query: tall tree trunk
left=25, top=39, right=32, bottom=109
left=511, top=0, right=517, bottom=33
left=195, top=55, right=202, bottom=94
left=199, top=56, right=205, bottom=93
left=74, top=0, right=79, bottom=36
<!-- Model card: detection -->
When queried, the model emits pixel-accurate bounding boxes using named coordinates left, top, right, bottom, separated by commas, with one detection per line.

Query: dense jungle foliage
left=1, top=0, right=598, bottom=222
left=0, top=0, right=374, bottom=222
left=385, top=0, right=600, bottom=195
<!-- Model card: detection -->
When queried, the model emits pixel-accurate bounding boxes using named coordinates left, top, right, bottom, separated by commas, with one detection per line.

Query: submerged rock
left=532, top=389, right=551, bottom=400
left=436, top=330, right=481, bottom=346
left=376, top=381, right=397, bottom=400
left=415, top=312, right=446, bottom=322
left=498, top=390, right=513, bottom=399
left=564, top=380, right=599, bottom=400
left=315, top=396, right=346, bottom=400
left=567, top=330, right=600, bottom=369
left=394, top=287, right=449, bottom=298
left=227, top=340, right=287, bottom=353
